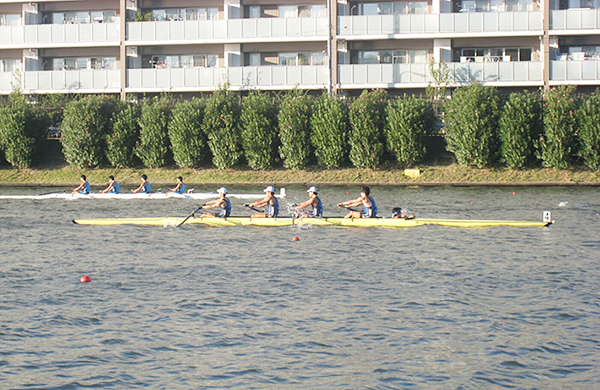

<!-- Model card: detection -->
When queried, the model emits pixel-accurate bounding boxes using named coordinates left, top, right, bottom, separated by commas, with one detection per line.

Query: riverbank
left=0, top=164, right=599, bottom=187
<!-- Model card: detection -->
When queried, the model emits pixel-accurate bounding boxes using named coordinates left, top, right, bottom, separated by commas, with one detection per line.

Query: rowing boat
left=72, top=215, right=553, bottom=228
left=0, top=188, right=286, bottom=200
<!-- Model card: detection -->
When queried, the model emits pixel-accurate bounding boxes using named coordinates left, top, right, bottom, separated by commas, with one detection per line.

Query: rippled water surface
left=0, top=185, right=599, bottom=389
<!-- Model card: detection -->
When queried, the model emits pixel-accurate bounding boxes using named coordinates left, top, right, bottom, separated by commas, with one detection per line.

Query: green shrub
left=499, top=91, right=543, bottom=168
left=348, top=89, right=388, bottom=168
left=0, top=93, right=49, bottom=168
left=168, top=98, right=207, bottom=168
left=106, top=102, right=140, bottom=168
left=277, top=90, right=312, bottom=169
left=135, top=95, right=172, bottom=168
left=538, top=85, right=578, bottom=169
left=240, top=90, right=278, bottom=170
left=202, top=87, right=242, bottom=169
left=61, top=95, right=117, bottom=168
left=385, top=95, right=435, bottom=167
left=576, top=89, right=600, bottom=169
left=310, top=92, right=349, bottom=168
left=444, top=83, right=500, bottom=168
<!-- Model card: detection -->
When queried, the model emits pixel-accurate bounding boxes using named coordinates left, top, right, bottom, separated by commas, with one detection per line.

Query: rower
left=391, top=207, right=415, bottom=220
left=292, top=186, right=323, bottom=218
left=167, top=176, right=186, bottom=195
left=131, top=174, right=151, bottom=194
left=71, top=175, right=91, bottom=195
left=99, top=175, right=120, bottom=194
left=245, top=185, right=279, bottom=218
left=337, top=186, right=377, bottom=218
left=198, top=187, right=231, bottom=217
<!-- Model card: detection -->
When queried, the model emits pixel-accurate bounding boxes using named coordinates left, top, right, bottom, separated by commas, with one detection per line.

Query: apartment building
left=0, top=0, right=599, bottom=98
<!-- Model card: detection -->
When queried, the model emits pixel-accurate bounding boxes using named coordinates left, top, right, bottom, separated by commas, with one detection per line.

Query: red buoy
left=346, top=192, right=350, bottom=195
left=512, top=192, right=517, bottom=195
left=292, top=236, right=300, bottom=241
left=471, top=201, right=475, bottom=204
left=80, top=275, right=91, bottom=283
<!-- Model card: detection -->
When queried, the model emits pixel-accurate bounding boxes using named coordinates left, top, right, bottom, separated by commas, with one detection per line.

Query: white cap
left=216, top=187, right=227, bottom=194
left=307, top=186, right=318, bottom=193
left=263, top=185, right=275, bottom=193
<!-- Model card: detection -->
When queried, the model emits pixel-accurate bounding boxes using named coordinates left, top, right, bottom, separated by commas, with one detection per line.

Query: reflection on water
left=0, top=186, right=599, bottom=389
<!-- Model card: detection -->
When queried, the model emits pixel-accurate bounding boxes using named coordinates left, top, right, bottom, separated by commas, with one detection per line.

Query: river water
left=0, top=185, right=598, bottom=389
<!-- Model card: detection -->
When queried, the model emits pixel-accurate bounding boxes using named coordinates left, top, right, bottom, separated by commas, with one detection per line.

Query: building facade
left=0, top=0, right=598, bottom=98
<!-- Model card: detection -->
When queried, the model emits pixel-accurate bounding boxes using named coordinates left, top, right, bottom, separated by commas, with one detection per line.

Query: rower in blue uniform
left=167, top=176, right=186, bottom=195
left=198, top=187, right=231, bottom=217
left=337, top=186, right=377, bottom=218
left=245, top=185, right=279, bottom=218
left=100, top=175, right=120, bottom=194
left=72, top=175, right=91, bottom=194
left=293, top=186, right=323, bottom=218
left=132, top=174, right=151, bottom=194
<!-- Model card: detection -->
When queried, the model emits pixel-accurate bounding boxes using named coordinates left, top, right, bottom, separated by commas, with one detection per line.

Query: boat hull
left=72, top=216, right=551, bottom=228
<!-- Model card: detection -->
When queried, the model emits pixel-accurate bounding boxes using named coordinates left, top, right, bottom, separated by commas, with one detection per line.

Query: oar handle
left=244, top=204, right=264, bottom=213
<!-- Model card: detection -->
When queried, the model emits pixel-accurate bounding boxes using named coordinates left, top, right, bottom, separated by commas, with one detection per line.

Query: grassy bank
left=0, top=164, right=599, bottom=187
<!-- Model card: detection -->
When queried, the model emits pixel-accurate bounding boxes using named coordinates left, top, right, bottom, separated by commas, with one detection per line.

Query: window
left=0, top=14, right=21, bottom=26
left=248, top=53, right=261, bottom=66
left=279, top=53, right=298, bottom=66
left=249, top=6, right=261, bottom=18
left=460, top=47, right=533, bottom=61
left=359, top=51, right=379, bottom=64
left=279, top=6, right=297, bottom=18
left=0, top=59, right=21, bottom=72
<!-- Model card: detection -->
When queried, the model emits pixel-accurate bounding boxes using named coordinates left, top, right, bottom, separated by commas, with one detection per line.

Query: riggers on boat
left=72, top=213, right=554, bottom=228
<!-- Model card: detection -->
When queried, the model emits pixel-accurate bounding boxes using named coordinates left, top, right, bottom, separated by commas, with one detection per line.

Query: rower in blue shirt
left=167, top=176, right=186, bottom=195
left=245, top=185, right=279, bottom=218
left=198, top=187, right=231, bottom=217
left=293, top=186, right=323, bottom=218
left=71, top=175, right=91, bottom=195
left=337, top=186, right=377, bottom=218
left=100, top=175, right=120, bottom=194
left=132, top=174, right=151, bottom=194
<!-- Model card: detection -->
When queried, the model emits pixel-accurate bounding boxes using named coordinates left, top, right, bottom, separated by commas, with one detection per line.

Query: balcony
left=338, top=61, right=543, bottom=87
left=550, top=9, right=600, bottom=31
left=0, top=23, right=120, bottom=48
left=127, top=66, right=329, bottom=91
left=551, top=60, right=600, bottom=84
left=338, top=12, right=542, bottom=37
left=14, top=70, right=121, bottom=93
left=126, top=17, right=328, bottom=44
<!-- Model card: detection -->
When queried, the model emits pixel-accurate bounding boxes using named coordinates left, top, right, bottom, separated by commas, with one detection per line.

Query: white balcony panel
left=424, top=14, right=439, bottom=33
left=228, top=19, right=242, bottom=39
left=551, top=9, right=600, bottom=30
left=0, top=73, right=15, bottom=92
left=582, top=61, right=598, bottom=80
left=65, top=24, right=80, bottom=43
left=184, top=20, right=198, bottom=39
left=551, top=11, right=566, bottom=30
left=241, top=19, right=256, bottom=38
left=454, top=13, right=469, bottom=33
left=301, top=17, right=316, bottom=36
left=257, top=18, right=272, bottom=37
left=567, top=61, right=582, bottom=80
left=184, top=68, right=199, bottom=87
left=272, top=67, right=287, bottom=85
left=286, top=18, right=301, bottom=37
left=469, top=13, right=483, bottom=32
left=581, top=9, right=598, bottom=29
left=439, top=13, right=453, bottom=33
left=397, top=15, right=410, bottom=34
left=0, top=23, right=119, bottom=46
left=79, top=24, right=93, bottom=42
left=128, top=23, right=142, bottom=41
left=411, top=14, right=426, bottom=34
left=551, top=61, right=567, bottom=80
left=20, top=70, right=119, bottom=92
left=316, top=66, right=329, bottom=85
left=352, top=16, right=367, bottom=35
left=483, top=13, right=498, bottom=32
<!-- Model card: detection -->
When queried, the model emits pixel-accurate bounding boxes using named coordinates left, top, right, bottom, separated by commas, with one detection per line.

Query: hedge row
left=1, top=85, right=600, bottom=170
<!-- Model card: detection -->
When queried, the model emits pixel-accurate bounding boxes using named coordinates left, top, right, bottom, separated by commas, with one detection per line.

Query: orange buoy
left=346, top=192, right=350, bottom=195
left=292, top=236, right=300, bottom=241
left=512, top=192, right=517, bottom=195
left=471, top=201, right=475, bottom=204
left=80, top=275, right=91, bottom=283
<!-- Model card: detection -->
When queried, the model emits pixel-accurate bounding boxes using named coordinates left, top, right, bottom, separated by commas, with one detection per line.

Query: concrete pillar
left=225, top=44, right=241, bottom=67
left=542, top=0, right=550, bottom=91
left=433, top=39, right=452, bottom=63
left=120, top=0, right=127, bottom=100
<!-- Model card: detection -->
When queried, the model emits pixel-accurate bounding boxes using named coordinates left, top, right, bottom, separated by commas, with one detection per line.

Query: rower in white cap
left=292, top=185, right=323, bottom=218
left=198, top=187, right=231, bottom=217
left=244, top=185, right=279, bottom=218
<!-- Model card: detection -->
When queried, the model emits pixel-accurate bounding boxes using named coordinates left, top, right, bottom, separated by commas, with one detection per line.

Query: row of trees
left=1, top=84, right=600, bottom=170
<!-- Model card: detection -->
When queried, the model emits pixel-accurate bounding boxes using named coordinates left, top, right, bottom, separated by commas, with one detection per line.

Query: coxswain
left=198, top=187, right=231, bottom=217
left=71, top=175, right=91, bottom=195
left=99, top=175, right=120, bottom=194
left=337, top=186, right=378, bottom=218
left=132, top=174, right=151, bottom=194
left=167, top=176, right=186, bottom=195
left=245, top=185, right=279, bottom=218
left=292, top=186, right=323, bottom=218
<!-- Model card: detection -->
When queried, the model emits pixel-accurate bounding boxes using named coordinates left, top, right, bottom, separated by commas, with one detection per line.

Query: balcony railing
left=338, top=62, right=543, bottom=86
left=127, top=17, right=328, bottom=42
left=19, top=70, right=121, bottom=92
left=551, top=60, right=600, bottom=82
left=0, top=23, right=120, bottom=46
left=127, top=66, right=329, bottom=90
left=550, top=9, right=600, bottom=30
left=338, top=12, right=542, bottom=36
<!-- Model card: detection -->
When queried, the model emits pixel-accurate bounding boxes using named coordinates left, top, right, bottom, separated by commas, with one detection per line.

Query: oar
left=244, top=204, right=264, bottom=213
left=176, top=205, right=204, bottom=227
